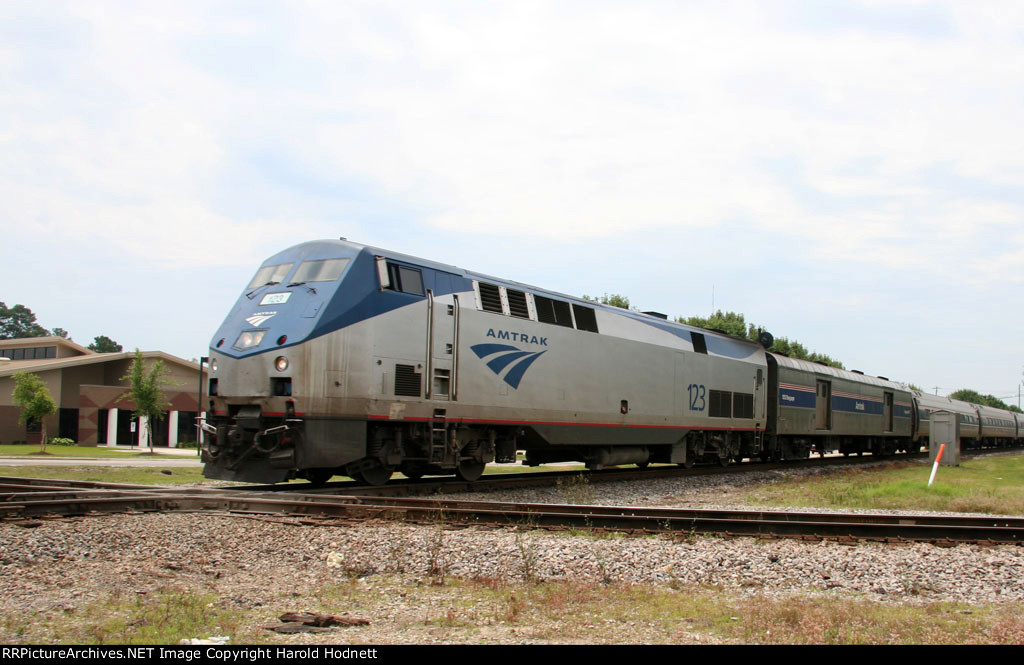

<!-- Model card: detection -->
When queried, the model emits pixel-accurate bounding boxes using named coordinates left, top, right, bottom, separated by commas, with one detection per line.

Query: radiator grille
left=394, top=364, right=422, bottom=397
left=535, top=295, right=573, bottom=327
left=709, top=390, right=732, bottom=418
left=478, top=282, right=503, bottom=313
left=507, top=289, right=529, bottom=318
left=733, top=392, right=754, bottom=419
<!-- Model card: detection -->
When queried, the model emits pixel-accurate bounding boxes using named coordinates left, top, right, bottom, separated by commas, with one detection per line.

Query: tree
left=948, top=389, right=1022, bottom=413
left=118, top=350, right=174, bottom=452
left=582, top=293, right=633, bottom=310
left=767, top=335, right=845, bottom=369
left=0, top=302, right=49, bottom=339
left=11, top=372, right=58, bottom=453
left=680, top=310, right=749, bottom=338
left=89, top=335, right=123, bottom=353
left=583, top=295, right=847, bottom=368
left=51, top=328, right=71, bottom=340
left=678, top=309, right=845, bottom=368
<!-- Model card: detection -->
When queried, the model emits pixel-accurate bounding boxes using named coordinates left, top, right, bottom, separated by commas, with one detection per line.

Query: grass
left=319, top=577, right=1024, bottom=644
left=556, top=473, right=596, bottom=504
left=34, top=576, right=1017, bottom=645
left=2, top=589, right=261, bottom=645
left=723, top=594, right=1024, bottom=644
left=4, top=565, right=1023, bottom=645
left=747, top=453, right=1024, bottom=515
left=0, top=465, right=218, bottom=485
left=5, top=572, right=1020, bottom=645
left=0, top=444, right=197, bottom=459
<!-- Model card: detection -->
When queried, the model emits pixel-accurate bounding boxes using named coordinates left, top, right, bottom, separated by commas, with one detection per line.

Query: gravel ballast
left=2, top=465, right=1023, bottom=644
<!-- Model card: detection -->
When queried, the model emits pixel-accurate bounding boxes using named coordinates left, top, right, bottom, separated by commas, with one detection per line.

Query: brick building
left=0, top=337, right=207, bottom=447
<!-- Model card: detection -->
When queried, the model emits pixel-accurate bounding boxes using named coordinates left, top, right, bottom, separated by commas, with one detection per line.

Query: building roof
left=0, top=344, right=201, bottom=379
left=0, top=335, right=93, bottom=356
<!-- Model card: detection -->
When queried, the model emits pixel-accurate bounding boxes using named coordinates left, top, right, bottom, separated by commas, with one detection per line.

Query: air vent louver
left=395, top=364, right=422, bottom=397
left=479, top=282, right=503, bottom=313
left=507, top=289, right=529, bottom=318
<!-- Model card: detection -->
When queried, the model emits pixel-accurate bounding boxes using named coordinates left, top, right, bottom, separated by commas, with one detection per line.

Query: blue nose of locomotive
left=210, top=240, right=376, bottom=357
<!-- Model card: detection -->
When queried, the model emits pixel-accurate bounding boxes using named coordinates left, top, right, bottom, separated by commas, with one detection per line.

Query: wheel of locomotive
left=680, top=457, right=696, bottom=469
left=356, top=461, right=394, bottom=486
left=400, top=464, right=426, bottom=480
left=455, top=459, right=486, bottom=482
left=637, top=461, right=650, bottom=469
left=717, top=453, right=731, bottom=467
left=306, top=469, right=333, bottom=486
left=454, top=441, right=486, bottom=482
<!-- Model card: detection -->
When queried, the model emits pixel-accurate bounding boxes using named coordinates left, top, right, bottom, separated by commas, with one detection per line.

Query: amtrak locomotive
left=201, top=239, right=1023, bottom=484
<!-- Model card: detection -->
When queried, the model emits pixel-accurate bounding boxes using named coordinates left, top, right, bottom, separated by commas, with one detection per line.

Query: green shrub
left=48, top=437, right=76, bottom=446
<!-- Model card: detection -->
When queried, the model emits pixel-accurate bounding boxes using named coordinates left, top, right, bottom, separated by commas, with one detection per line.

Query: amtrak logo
left=245, top=311, right=277, bottom=327
left=471, top=343, right=547, bottom=389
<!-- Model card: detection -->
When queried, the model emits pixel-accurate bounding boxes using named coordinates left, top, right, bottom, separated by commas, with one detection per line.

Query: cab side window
left=385, top=263, right=425, bottom=296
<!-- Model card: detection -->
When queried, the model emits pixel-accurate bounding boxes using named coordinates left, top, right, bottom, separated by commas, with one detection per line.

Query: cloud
left=2, top=1, right=1022, bottom=290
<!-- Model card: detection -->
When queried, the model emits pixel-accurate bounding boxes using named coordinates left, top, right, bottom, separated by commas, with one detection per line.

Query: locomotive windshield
left=247, top=263, right=294, bottom=289
left=291, top=258, right=350, bottom=283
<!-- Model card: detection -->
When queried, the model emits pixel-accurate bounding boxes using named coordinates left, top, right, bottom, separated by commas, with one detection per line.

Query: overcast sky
left=3, top=1, right=1022, bottom=403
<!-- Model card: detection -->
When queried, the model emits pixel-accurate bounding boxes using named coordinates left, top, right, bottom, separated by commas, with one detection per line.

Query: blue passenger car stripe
left=832, top=394, right=884, bottom=415
left=779, top=384, right=816, bottom=409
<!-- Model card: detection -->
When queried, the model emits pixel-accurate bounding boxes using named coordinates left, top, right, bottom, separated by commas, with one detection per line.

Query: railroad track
left=2, top=446, right=1012, bottom=500
left=230, top=447, right=1020, bottom=496
left=230, top=451, right=936, bottom=496
left=1, top=476, right=1021, bottom=546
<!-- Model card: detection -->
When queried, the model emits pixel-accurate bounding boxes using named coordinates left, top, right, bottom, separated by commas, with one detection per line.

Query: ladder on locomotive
left=430, top=408, right=448, bottom=464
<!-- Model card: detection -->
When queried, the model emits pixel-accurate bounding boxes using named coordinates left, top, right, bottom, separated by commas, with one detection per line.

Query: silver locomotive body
left=203, top=239, right=770, bottom=483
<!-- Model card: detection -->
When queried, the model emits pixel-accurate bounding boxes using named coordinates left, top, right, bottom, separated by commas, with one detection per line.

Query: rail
left=1, top=477, right=1021, bottom=546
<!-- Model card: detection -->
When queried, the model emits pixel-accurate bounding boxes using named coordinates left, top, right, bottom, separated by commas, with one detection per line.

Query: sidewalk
left=99, top=444, right=202, bottom=456
left=0, top=444, right=203, bottom=467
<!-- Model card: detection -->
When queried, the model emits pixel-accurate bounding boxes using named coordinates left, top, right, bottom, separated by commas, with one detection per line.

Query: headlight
left=233, top=330, right=266, bottom=350
left=274, top=356, right=289, bottom=372
left=210, top=359, right=218, bottom=372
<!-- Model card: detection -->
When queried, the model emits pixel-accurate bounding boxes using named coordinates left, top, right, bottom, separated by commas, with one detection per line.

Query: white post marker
left=928, top=443, right=947, bottom=487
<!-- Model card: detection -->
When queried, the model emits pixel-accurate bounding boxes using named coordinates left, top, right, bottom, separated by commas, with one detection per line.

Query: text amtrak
left=486, top=329, right=548, bottom=346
